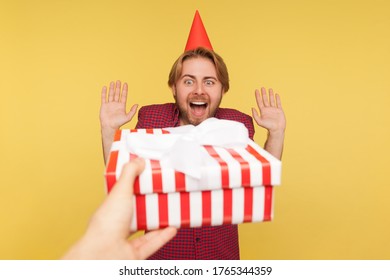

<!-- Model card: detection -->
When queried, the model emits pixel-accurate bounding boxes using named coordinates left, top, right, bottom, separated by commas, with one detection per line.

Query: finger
left=98, top=159, right=145, bottom=215
left=114, top=158, right=145, bottom=197
left=255, top=89, right=263, bottom=110
left=134, top=227, right=177, bottom=259
left=251, top=107, right=262, bottom=127
left=269, top=88, right=275, bottom=107
left=91, top=158, right=146, bottom=238
left=114, top=80, right=121, bottom=102
left=101, top=86, right=107, bottom=104
left=130, top=226, right=176, bottom=249
left=121, top=83, right=128, bottom=103
left=261, top=87, right=269, bottom=107
left=276, top=93, right=282, bottom=108
left=126, top=104, right=138, bottom=122
left=130, top=228, right=163, bottom=249
left=108, top=81, right=115, bottom=102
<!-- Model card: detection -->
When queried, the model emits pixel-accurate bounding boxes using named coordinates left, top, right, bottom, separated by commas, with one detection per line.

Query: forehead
left=181, top=57, right=217, bottom=78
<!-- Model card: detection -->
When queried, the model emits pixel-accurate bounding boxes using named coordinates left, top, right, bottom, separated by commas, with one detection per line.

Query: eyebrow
left=181, top=74, right=218, bottom=80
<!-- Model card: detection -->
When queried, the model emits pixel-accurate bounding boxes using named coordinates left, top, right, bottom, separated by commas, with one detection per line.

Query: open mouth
left=189, top=101, right=208, bottom=117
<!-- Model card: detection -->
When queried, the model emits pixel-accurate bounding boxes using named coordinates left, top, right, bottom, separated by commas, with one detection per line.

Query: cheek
left=175, top=88, right=191, bottom=101
left=174, top=92, right=188, bottom=106
left=210, top=91, right=223, bottom=104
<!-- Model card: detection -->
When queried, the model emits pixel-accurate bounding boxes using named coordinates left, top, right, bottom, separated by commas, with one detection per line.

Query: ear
left=171, top=85, right=177, bottom=97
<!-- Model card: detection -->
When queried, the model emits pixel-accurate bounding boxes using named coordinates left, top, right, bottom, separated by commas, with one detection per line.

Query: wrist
left=101, top=125, right=117, bottom=140
left=267, top=129, right=285, bottom=139
left=100, top=119, right=119, bottom=131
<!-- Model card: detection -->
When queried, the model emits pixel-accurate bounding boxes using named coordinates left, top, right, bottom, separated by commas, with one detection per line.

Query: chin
left=189, top=117, right=209, bottom=126
left=188, top=120, right=202, bottom=126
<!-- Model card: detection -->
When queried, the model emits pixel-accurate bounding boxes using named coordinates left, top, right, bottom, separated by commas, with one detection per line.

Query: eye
left=184, top=79, right=194, bottom=86
left=205, top=79, right=215, bottom=86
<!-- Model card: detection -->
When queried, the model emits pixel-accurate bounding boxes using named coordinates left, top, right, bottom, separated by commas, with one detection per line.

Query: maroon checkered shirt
left=136, top=103, right=255, bottom=260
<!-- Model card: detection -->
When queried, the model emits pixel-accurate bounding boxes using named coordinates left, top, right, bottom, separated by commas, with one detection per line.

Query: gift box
left=105, top=118, right=281, bottom=231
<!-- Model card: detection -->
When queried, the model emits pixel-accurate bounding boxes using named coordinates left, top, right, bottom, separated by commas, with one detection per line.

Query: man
left=99, top=48, right=285, bottom=260
left=63, top=158, right=177, bottom=259
left=99, top=12, right=286, bottom=259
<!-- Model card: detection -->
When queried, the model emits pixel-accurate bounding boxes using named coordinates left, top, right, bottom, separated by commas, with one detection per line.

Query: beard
left=174, top=94, right=222, bottom=126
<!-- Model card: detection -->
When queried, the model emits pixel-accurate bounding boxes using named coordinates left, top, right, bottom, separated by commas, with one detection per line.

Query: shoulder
left=215, top=108, right=252, bottom=123
left=136, top=103, right=178, bottom=129
left=138, top=103, right=176, bottom=115
left=215, top=108, right=255, bottom=139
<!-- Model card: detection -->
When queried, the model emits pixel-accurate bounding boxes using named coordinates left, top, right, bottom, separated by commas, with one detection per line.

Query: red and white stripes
left=106, top=129, right=281, bottom=194
left=130, top=186, right=273, bottom=231
left=105, top=128, right=280, bottom=231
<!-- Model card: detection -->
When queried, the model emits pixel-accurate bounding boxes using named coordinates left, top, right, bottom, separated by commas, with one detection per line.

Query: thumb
left=85, top=158, right=145, bottom=237
left=126, top=104, right=139, bottom=122
left=251, top=107, right=262, bottom=127
left=114, top=158, right=145, bottom=197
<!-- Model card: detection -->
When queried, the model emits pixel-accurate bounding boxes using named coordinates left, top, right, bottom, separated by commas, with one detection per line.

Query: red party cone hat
left=184, top=10, right=213, bottom=51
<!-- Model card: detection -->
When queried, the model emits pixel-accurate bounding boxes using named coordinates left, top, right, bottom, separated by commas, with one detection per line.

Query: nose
left=194, top=81, right=205, bottom=95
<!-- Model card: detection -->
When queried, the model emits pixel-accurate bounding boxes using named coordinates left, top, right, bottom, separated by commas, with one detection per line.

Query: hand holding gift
left=63, top=158, right=177, bottom=260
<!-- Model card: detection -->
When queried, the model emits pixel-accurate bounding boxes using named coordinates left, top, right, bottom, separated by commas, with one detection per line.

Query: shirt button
left=195, top=237, right=201, bottom=242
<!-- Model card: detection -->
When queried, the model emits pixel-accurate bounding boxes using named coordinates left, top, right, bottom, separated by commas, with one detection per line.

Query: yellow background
left=1, top=0, right=389, bottom=259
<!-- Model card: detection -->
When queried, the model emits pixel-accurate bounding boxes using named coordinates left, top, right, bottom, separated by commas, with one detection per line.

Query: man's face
left=173, top=57, right=224, bottom=126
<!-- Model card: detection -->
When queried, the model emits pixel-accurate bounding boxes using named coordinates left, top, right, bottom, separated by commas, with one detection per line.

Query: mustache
left=188, top=97, right=208, bottom=103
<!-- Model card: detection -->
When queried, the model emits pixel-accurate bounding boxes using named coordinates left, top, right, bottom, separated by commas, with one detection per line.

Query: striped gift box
left=105, top=127, right=281, bottom=231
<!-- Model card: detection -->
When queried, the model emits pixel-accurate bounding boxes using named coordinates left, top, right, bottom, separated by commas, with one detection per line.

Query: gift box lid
left=105, top=119, right=281, bottom=195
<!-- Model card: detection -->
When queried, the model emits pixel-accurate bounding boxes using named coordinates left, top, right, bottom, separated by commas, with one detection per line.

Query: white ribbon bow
left=125, top=118, right=249, bottom=179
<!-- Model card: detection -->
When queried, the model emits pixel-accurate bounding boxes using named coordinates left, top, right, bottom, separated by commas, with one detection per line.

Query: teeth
left=191, top=102, right=206, bottom=105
